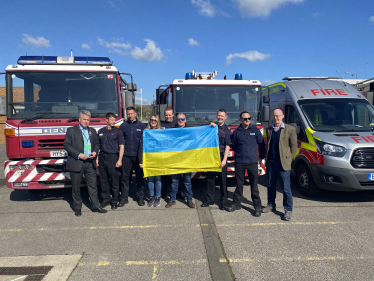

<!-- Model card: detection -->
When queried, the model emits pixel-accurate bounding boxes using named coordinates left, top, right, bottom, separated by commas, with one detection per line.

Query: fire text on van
left=351, top=136, right=374, bottom=143
left=310, top=89, right=347, bottom=96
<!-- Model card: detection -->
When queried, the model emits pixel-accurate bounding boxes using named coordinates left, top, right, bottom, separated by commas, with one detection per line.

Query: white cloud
left=21, top=34, right=51, bottom=48
left=191, top=0, right=215, bottom=17
left=188, top=38, right=199, bottom=47
left=81, top=43, right=91, bottom=50
left=262, top=79, right=275, bottom=85
left=226, top=50, right=271, bottom=65
left=98, top=37, right=131, bottom=55
left=109, top=0, right=116, bottom=8
left=232, top=0, right=304, bottom=18
left=370, top=16, right=374, bottom=23
left=130, top=39, right=164, bottom=62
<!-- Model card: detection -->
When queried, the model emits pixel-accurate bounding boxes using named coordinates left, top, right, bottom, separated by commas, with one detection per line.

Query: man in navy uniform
left=228, top=111, right=264, bottom=216
left=97, top=112, right=125, bottom=210
left=160, top=107, right=176, bottom=129
left=119, top=107, right=146, bottom=206
left=64, top=110, right=107, bottom=216
left=201, top=109, right=232, bottom=211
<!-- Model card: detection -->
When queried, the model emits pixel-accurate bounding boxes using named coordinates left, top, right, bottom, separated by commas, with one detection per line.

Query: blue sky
left=1, top=0, right=373, bottom=104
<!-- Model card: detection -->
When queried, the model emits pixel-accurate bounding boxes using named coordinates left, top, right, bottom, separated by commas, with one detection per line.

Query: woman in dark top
left=139, top=115, right=162, bottom=207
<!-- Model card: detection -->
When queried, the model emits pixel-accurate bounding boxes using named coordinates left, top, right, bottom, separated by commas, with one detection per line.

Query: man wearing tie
left=64, top=110, right=107, bottom=216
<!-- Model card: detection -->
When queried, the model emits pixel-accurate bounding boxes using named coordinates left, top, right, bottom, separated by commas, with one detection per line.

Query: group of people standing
left=64, top=107, right=297, bottom=221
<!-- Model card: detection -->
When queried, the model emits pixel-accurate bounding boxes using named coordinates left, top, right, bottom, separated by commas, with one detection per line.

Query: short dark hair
left=126, top=106, right=136, bottom=112
left=217, top=109, right=227, bottom=115
left=164, top=107, right=174, bottom=114
left=239, top=111, right=250, bottom=118
left=106, top=112, right=116, bottom=119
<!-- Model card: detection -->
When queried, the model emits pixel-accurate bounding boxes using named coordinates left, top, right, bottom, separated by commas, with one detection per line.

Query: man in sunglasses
left=165, top=113, right=195, bottom=208
left=228, top=111, right=265, bottom=216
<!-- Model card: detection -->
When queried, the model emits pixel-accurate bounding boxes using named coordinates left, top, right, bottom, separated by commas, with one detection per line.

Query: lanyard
left=79, top=125, right=90, bottom=142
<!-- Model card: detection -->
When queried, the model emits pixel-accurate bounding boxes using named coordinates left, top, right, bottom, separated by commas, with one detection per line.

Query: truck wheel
left=127, top=83, right=137, bottom=91
left=296, top=164, right=319, bottom=197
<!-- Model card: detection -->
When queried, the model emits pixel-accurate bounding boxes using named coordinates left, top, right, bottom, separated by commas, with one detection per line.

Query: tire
left=296, top=164, right=319, bottom=197
left=127, top=83, right=137, bottom=91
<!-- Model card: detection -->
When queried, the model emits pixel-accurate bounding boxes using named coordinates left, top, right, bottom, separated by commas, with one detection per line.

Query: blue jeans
left=267, top=161, right=293, bottom=211
left=170, top=173, right=193, bottom=202
left=148, top=176, right=162, bottom=197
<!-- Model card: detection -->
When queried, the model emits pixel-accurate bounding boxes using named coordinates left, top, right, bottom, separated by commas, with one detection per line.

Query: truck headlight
left=315, top=140, right=346, bottom=157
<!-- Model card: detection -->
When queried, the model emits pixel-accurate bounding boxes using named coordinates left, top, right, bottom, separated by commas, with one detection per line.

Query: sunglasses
left=178, top=118, right=186, bottom=121
left=241, top=117, right=251, bottom=121
left=150, top=119, right=157, bottom=122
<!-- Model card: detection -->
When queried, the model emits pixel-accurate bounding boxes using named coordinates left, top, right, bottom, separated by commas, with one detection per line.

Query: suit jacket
left=64, top=125, right=100, bottom=172
left=265, top=123, right=298, bottom=171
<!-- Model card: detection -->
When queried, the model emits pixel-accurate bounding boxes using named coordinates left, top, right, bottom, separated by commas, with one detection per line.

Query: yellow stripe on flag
left=143, top=146, right=221, bottom=177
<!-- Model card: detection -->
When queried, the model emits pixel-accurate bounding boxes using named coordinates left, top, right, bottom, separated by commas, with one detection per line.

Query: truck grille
left=351, top=148, right=374, bottom=169
left=37, top=139, right=65, bottom=151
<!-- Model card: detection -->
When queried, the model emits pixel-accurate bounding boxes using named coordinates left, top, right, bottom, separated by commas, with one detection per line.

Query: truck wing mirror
left=263, top=95, right=270, bottom=103
left=262, top=105, right=270, bottom=122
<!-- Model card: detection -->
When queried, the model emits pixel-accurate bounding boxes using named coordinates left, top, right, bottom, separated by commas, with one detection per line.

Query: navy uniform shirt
left=119, top=118, right=147, bottom=157
left=161, top=120, right=176, bottom=129
left=230, top=124, right=265, bottom=164
left=98, top=126, right=125, bottom=154
left=217, top=123, right=232, bottom=154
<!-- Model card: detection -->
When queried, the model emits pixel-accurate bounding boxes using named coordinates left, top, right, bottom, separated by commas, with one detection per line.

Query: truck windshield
left=299, top=98, right=374, bottom=132
left=6, top=72, right=119, bottom=119
left=174, top=85, right=261, bottom=125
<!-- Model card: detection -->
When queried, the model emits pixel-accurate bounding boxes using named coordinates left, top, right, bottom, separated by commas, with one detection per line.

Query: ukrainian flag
left=143, top=125, right=221, bottom=177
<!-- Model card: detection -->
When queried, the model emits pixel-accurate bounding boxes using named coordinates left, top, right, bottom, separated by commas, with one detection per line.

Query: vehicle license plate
left=50, top=151, right=68, bottom=157
left=368, top=174, right=374, bottom=180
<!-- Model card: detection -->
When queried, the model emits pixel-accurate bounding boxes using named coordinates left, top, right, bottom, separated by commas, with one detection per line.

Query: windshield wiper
left=66, top=117, right=79, bottom=123
left=21, top=113, right=69, bottom=123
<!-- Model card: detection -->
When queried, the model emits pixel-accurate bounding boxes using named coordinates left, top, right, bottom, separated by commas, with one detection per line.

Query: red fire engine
left=3, top=55, right=136, bottom=190
left=154, top=71, right=265, bottom=179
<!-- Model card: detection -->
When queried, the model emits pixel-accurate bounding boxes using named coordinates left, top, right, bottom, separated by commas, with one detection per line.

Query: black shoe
left=92, top=206, right=108, bottom=213
left=201, top=202, right=214, bottom=207
left=138, top=199, right=145, bottom=206
left=219, top=204, right=232, bottom=211
left=75, top=209, right=81, bottom=216
left=254, top=210, right=262, bottom=217
left=111, top=204, right=118, bottom=210
left=262, top=205, right=276, bottom=213
left=100, top=202, right=110, bottom=208
left=226, top=204, right=241, bottom=212
left=118, top=200, right=129, bottom=207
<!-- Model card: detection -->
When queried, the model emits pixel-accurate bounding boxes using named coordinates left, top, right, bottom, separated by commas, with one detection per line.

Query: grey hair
left=79, top=110, right=91, bottom=118
left=177, top=113, right=185, bottom=118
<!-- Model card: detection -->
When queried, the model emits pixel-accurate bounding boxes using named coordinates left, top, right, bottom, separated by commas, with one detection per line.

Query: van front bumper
left=310, top=164, right=374, bottom=191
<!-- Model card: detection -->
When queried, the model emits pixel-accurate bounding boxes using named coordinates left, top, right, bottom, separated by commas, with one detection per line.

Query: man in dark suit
left=262, top=109, right=298, bottom=221
left=64, top=110, right=107, bottom=216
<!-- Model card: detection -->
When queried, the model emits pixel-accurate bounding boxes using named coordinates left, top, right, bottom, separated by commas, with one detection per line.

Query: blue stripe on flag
left=143, top=125, right=218, bottom=153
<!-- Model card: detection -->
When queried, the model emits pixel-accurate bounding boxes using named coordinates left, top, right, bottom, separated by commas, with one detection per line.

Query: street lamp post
left=343, top=72, right=350, bottom=79
left=351, top=74, right=357, bottom=79
left=365, top=63, right=368, bottom=79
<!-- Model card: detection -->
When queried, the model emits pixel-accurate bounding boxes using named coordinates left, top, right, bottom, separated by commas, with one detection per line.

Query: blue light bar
left=18, top=56, right=57, bottom=64
left=235, top=73, right=243, bottom=80
left=87, top=57, right=111, bottom=65
left=185, top=73, right=193, bottom=80
left=17, top=56, right=111, bottom=65
left=74, top=56, right=111, bottom=65
left=22, top=140, right=34, bottom=148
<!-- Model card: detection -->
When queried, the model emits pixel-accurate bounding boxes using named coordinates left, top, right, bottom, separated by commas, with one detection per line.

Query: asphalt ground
left=1, top=178, right=374, bottom=280
left=1, top=143, right=374, bottom=280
